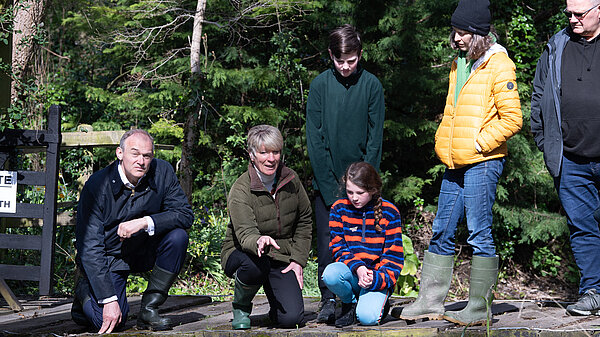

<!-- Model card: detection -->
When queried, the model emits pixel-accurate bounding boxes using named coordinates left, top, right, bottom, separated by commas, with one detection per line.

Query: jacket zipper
left=275, top=194, right=281, bottom=236
left=448, top=62, right=482, bottom=169
left=130, top=189, right=135, bottom=210
left=273, top=173, right=295, bottom=236
left=448, top=104, right=456, bottom=169
left=361, top=211, right=366, bottom=243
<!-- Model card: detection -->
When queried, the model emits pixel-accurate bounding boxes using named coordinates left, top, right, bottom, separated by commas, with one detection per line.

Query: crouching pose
left=400, top=0, right=522, bottom=326
left=72, top=129, right=193, bottom=333
left=221, top=125, right=312, bottom=329
left=323, top=162, right=404, bottom=327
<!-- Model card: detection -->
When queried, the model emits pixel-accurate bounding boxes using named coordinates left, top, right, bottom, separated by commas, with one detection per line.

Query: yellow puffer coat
left=435, top=45, right=522, bottom=169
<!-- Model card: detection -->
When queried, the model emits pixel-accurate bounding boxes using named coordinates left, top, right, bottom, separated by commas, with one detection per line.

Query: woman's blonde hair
left=247, top=125, right=283, bottom=155
left=450, top=26, right=498, bottom=61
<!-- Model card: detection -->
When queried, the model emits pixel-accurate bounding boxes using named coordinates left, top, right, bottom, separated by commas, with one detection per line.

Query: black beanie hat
left=451, top=0, right=491, bottom=36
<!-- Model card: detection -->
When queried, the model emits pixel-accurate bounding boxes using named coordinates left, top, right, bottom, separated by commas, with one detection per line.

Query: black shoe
left=335, top=302, right=356, bottom=327
left=567, top=289, right=600, bottom=316
left=317, top=299, right=336, bottom=323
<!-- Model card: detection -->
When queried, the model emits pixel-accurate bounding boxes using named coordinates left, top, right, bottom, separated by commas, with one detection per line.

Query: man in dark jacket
left=306, top=24, right=385, bottom=323
left=531, top=0, right=600, bottom=316
left=71, top=129, right=193, bottom=333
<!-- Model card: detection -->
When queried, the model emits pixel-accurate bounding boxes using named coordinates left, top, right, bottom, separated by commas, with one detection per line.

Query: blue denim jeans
left=429, top=158, right=504, bottom=257
left=322, top=262, right=389, bottom=326
left=555, top=153, right=600, bottom=294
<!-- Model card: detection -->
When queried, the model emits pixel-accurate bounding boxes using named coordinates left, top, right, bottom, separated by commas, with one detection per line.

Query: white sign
left=0, top=171, right=17, bottom=213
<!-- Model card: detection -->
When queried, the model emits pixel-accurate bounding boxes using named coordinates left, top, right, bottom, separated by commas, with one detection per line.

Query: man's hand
left=98, top=301, right=121, bottom=334
left=356, top=266, right=373, bottom=289
left=281, top=261, right=304, bottom=289
left=118, top=218, right=148, bottom=241
left=256, top=235, right=280, bottom=257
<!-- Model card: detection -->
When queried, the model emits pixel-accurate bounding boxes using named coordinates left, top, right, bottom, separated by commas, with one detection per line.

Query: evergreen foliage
left=0, top=0, right=578, bottom=295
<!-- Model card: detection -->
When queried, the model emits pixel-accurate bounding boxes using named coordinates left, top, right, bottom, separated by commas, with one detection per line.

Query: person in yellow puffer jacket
left=400, top=0, right=522, bottom=327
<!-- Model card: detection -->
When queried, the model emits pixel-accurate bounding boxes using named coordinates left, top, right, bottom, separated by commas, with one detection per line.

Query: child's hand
left=357, top=266, right=373, bottom=288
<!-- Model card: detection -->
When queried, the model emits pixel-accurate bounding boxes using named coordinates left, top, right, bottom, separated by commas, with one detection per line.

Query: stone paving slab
left=1, top=295, right=600, bottom=336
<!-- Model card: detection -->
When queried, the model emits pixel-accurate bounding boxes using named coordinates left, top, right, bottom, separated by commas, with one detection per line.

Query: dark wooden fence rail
left=0, top=105, right=61, bottom=298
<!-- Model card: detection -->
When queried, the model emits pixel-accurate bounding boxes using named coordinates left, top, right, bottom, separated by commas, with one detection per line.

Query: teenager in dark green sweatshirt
left=305, top=24, right=385, bottom=323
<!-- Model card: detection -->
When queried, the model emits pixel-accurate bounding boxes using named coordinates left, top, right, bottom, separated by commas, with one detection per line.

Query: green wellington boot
left=443, top=255, right=499, bottom=326
left=137, top=265, right=178, bottom=331
left=231, top=274, right=262, bottom=330
left=399, top=251, right=454, bottom=320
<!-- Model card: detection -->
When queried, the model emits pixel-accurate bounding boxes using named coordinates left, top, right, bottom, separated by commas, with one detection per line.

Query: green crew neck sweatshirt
left=306, top=66, right=385, bottom=206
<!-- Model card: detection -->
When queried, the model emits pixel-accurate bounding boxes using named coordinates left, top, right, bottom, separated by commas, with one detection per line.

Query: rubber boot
left=443, top=255, right=499, bottom=326
left=400, top=251, right=454, bottom=320
left=381, top=298, right=390, bottom=321
left=137, top=265, right=178, bottom=331
left=71, top=276, right=91, bottom=326
left=231, top=274, right=261, bottom=330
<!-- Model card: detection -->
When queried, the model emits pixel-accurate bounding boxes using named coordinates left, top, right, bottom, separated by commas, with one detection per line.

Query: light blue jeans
left=428, top=158, right=504, bottom=257
left=322, top=262, right=389, bottom=326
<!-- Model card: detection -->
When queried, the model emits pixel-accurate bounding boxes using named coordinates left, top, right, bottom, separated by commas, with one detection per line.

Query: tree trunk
left=190, top=0, right=206, bottom=75
left=180, top=0, right=207, bottom=202
left=0, top=1, right=11, bottom=113
left=11, top=0, right=47, bottom=102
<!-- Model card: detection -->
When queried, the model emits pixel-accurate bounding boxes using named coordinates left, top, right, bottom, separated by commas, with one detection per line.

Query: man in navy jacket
left=71, top=129, right=193, bottom=333
left=531, top=0, right=600, bottom=316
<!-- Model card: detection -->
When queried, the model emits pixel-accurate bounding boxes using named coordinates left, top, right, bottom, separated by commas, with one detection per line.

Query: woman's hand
left=281, top=261, right=304, bottom=289
left=257, top=235, right=280, bottom=257
left=356, top=266, right=373, bottom=289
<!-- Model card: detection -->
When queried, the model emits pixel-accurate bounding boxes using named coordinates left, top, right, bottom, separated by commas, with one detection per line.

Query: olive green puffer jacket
left=221, top=163, right=313, bottom=269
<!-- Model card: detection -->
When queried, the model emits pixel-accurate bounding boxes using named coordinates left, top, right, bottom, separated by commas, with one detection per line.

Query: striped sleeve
left=370, top=201, right=404, bottom=291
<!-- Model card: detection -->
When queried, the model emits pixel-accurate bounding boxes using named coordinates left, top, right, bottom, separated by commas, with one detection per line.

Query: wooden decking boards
left=1, top=295, right=598, bottom=336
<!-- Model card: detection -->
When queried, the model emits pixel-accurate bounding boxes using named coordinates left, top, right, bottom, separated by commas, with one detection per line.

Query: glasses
left=563, top=4, right=599, bottom=20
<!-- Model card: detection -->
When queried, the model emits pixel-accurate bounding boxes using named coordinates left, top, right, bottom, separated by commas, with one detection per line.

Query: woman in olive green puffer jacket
left=220, top=125, right=312, bottom=330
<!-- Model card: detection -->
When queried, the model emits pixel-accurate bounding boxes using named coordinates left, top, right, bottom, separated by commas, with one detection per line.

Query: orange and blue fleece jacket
left=329, top=198, right=404, bottom=292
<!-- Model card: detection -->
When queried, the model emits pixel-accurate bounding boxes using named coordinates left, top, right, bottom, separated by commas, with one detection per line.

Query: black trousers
left=225, top=249, right=305, bottom=328
left=314, top=193, right=334, bottom=300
